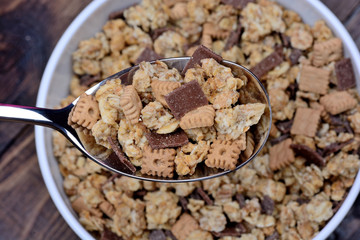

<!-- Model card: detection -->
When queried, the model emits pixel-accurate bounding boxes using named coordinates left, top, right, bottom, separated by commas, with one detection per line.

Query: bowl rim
left=35, top=0, right=360, bottom=239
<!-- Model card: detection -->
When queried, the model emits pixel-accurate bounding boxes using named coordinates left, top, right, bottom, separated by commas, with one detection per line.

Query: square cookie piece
left=290, top=108, right=321, bottom=137
left=299, top=65, right=330, bottom=95
left=269, top=138, right=294, bottom=171
left=165, top=80, right=209, bottom=119
left=171, top=213, right=199, bottom=240
left=320, top=91, right=357, bottom=115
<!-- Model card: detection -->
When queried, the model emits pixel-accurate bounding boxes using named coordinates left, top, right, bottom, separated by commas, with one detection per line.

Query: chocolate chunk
left=289, top=49, right=302, bottom=65
left=182, top=45, right=222, bottom=75
left=196, top=187, right=214, bottom=205
left=279, top=33, right=291, bottom=48
left=101, top=227, right=123, bottom=240
left=236, top=193, right=246, bottom=208
left=335, top=58, right=356, bottom=90
left=221, top=0, right=255, bottom=9
left=135, top=47, right=162, bottom=64
left=107, top=137, right=136, bottom=174
left=165, top=80, right=209, bottom=119
left=250, top=50, right=283, bottom=79
left=133, top=189, right=147, bottom=199
left=322, top=139, right=354, bottom=157
left=151, top=27, right=174, bottom=41
left=275, top=120, right=293, bottom=134
left=265, top=231, right=280, bottom=240
left=286, top=82, right=298, bottom=100
left=183, top=40, right=201, bottom=53
left=270, top=133, right=290, bottom=145
left=296, top=197, right=310, bottom=205
left=179, top=196, right=189, bottom=212
left=290, top=144, right=326, bottom=167
left=146, top=129, right=189, bottom=149
left=79, top=73, right=101, bottom=86
left=212, top=223, right=247, bottom=237
left=261, top=195, right=274, bottom=215
left=149, top=230, right=167, bottom=240
left=164, top=230, right=178, bottom=240
left=224, top=18, right=242, bottom=51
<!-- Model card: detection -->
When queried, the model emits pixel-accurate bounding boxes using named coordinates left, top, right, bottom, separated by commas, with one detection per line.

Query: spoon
left=0, top=57, right=272, bottom=182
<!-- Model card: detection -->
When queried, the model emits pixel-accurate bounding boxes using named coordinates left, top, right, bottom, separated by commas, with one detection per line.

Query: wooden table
left=0, top=0, right=359, bottom=239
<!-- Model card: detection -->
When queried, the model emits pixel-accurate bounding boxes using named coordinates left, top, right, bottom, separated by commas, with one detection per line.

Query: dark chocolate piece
left=279, top=33, right=291, bottom=48
left=79, top=73, right=101, bottom=86
left=322, top=139, right=354, bottom=157
left=181, top=45, right=223, bottom=75
left=335, top=58, right=356, bottom=90
left=149, top=230, right=167, bottom=240
left=196, top=187, right=214, bottom=205
left=275, top=120, right=293, bottom=134
left=183, top=39, right=201, bottom=53
left=250, top=50, right=283, bottom=79
left=179, top=196, right=189, bottom=212
left=165, top=80, right=209, bottom=119
left=133, top=189, right=147, bottom=199
left=212, top=223, right=247, bottom=237
left=151, top=27, right=174, bottom=41
left=236, top=193, right=246, bottom=208
left=296, top=197, right=310, bottom=205
left=107, top=137, right=136, bottom=173
left=146, top=129, right=189, bottom=149
left=289, top=49, right=302, bottom=65
left=265, top=231, right=280, bottom=240
left=221, top=0, right=255, bottom=9
left=101, top=227, right=123, bottom=240
left=135, top=47, right=162, bottom=64
left=270, top=133, right=290, bottom=145
left=164, top=230, right=178, bottom=240
left=286, top=82, right=298, bottom=100
left=224, top=18, right=242, bottom=51
left=290, top=144, right=326, bottom=167
left=261, top=195, right=274, bottom=215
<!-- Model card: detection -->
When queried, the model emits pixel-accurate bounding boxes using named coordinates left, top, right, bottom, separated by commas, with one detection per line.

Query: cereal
left=141, top=145, right=176, bottom=178
left=298, top=65, right=330, bottom=95
left=312, top=38, right=342, bottom=67
left=119, top=85, right=142, bottom=124
left=320, top=91, right=357, bottom=115
left=205, top=139, right=243, bottom=170
left=180, top=105, right=215, bottom=129
left=171, top=213, right=199, bottom=240
left=269, top=138, right=294, bottom=171
left=68, top=93, right=100, bottom=132
left=290, top=108, right=321, bottom=137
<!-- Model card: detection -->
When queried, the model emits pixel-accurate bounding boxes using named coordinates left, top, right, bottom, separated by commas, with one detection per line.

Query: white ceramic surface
left=35, top=0, right=360, bottom=239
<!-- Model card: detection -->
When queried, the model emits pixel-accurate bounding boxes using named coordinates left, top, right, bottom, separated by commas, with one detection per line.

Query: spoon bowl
left=0, top=57, right=271, bottom=182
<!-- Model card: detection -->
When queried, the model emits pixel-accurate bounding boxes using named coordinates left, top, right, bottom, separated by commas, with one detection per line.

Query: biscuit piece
left=68, top=93, right=100, bottom=131
left=312, top=38, right=342, bottom=67
left=171, top=213, right=199, bottom=240
left=180, top=105, right=215, bottom=130
left=151, top=80, right=181, bottom=107
left=141, top=145, right=176, bottom=178
left=119, top=85, right=142, bottom=124
left=269, top=138, right=295, bottom=171
left=240, top=132, right=255, bottom=161
left=299, top=65, right=330, bottom=95
left=290, top=108, right=321, bottom=137
left=205, top=139, right=242, bottom=170
left=320, top=91, right=357, bottom=115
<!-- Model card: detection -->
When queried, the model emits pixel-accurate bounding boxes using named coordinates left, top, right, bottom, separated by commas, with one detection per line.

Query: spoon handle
left=0, top=103, right=72, bottom=130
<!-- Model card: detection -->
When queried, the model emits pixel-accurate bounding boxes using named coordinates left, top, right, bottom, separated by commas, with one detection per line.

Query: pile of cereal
left=68, top=45, right=266, bottom=178
left=53, top=0, right=360, bottom=239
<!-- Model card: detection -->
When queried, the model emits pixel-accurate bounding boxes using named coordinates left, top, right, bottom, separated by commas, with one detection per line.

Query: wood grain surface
left=0, top=1, right=359, bottom=239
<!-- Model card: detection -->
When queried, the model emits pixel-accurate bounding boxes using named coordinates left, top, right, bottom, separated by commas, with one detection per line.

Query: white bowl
left=35, top=0, right=360, bottom=239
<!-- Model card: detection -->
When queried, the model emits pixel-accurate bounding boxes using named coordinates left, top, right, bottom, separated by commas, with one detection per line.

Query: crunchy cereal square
left=269, top=138, right=295, bottom=171
left=290, top=108, right=321, bottom=137
left=171, top=213, right=199, bottom=240
left=299, top=65, right=330, bottom=95
left=320, top=91, right=357, bottom=115
left=312, top=38, right=342, bottom=67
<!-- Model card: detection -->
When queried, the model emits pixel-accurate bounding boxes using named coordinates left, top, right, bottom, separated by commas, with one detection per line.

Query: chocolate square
left=250, top=50, right=283, bottom=79
left=181, top=45, right=222, bottom=75
left=224, top=18, right=242, bottom=51
left=146, top=129, right=189, bottom=149
left=135, top=48, right=162, bottom=64
left=106, top=137, right=136, bottom=174
left=165, top=80, right=208, bottom=119
left=335, top=58, right=356, bottom=90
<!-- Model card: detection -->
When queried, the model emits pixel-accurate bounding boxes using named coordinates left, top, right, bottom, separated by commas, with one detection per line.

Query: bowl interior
left=35, top=0, right=360, bottom=239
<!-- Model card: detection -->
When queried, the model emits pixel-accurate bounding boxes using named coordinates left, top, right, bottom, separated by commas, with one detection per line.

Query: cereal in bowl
left=53, top=0, right=360, bottom=239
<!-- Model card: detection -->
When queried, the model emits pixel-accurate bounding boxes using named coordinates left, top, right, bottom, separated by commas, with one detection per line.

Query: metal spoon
left=0, top=57, right=271, bottom=182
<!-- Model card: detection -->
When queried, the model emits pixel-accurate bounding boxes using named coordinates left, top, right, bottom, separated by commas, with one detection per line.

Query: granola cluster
left=52, top=0, right=360, bottom=239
